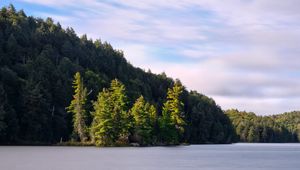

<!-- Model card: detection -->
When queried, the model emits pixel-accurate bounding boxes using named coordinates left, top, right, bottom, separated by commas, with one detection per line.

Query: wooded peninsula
left=0, top=5, right=299, bottom=146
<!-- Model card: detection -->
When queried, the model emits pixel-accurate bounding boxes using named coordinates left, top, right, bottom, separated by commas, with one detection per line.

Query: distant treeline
left=0, top=5, right=234, bottom=145
left=226, top=109, right=300, bottom=143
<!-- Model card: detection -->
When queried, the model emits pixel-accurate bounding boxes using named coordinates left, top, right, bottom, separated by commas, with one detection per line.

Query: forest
left=0, top=5, right=299, bottom=146
left=0, top=5, right=234, bottom=145
left=226, top=109, right=300, bottom=143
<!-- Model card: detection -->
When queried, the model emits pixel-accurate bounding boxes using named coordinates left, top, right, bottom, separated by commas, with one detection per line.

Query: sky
left=2, top=0, right=300, bottom=115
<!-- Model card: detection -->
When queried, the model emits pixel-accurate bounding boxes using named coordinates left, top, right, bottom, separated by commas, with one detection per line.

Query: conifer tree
left=130, top=96, right=156, bottom=145
left=159, top=81, right=185, bottom=144
left=67, top=72, right=88, bottom=142
left=91, top=89, right=115, bottom=146
left=20, top=80, right=50, bottom=142
left=110, top=79, right=130, bottom=143
left=91, top=79, right=129, bottom=146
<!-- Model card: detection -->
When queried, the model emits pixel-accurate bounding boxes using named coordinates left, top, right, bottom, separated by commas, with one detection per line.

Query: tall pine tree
left=110, top=79, right=130, bottom=142
left=67, top=72, right=88, bottom=142
left=159, top=81, right=185, bottom=144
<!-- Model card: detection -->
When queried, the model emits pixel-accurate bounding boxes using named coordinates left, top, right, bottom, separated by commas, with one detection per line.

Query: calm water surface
left=0, top=143, right=299, bottom=170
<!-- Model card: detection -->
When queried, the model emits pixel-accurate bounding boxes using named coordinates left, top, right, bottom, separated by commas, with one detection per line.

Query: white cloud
left=20, top=0, right=76, bottom=7
left=113, top=43, right=153, bottom=69
left=33, top=12, right=73, bottom=23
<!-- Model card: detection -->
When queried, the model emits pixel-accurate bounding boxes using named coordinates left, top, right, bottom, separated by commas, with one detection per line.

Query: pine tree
left=130, top=96, right=156, bottom=145
left=67, top=72, right=88, bottom=142
left=159, top=81, right=185, bottom=144
left=91, top=79, right=129, bottom=146
left=91, top=89, right=115, bottom=146
left=109, top=79, right=130, bottom=143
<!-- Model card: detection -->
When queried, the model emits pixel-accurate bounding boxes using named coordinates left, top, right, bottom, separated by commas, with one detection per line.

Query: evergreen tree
left=91, top=89, right=115, bottom=146
left=109, top=79, right=130, bottom=143
left=159, top=81, right=185, bottom=144
left=130, top=96, right=156, bottom=145
left=91, top=79, right=129, bottom=146
left=20, top=80, right=50, bottom=142
left=67, top=72, right=88, bottom=142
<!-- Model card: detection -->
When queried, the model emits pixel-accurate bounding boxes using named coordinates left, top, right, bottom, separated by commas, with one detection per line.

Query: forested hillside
left=226, top=109, right=300, bottom=143
left=0, top=5, right=235, bottom=145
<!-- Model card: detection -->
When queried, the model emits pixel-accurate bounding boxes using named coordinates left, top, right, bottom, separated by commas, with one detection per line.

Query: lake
left=0, top=143, right=299, bottom=170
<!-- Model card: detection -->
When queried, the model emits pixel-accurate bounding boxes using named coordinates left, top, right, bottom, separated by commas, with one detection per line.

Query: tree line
left=68, top=72, right=186, bottom=146
left=226, top=109, right=300, bottom=143
left=0, top=5, right=234, bottom=145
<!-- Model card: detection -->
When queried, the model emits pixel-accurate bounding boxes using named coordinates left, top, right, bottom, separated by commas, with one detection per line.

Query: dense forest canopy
left=0, top=5, right=235, bottom=145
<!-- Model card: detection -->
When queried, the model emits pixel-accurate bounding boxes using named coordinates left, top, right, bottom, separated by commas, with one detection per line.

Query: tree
left=20, top=80, right=50, bottom=142
left=83, top=70, right=108, bottom=125
left=247, top=126, right=257, bottom=142
left=130, top=96, right=156, bottom=145
left=109, top=79, right=130, bottom=142
left=67, top=72, right=88, bottom=142
left=91, top=79, right=130, bottom=146
left=297, top=124, right=300, bottom=142
left=159, top=81, right=185, bottom=144
left=91, top=89, right=115, bottom=146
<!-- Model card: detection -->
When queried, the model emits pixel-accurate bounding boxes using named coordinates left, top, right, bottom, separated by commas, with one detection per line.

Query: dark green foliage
left=272, top=111, right=300, bottom=142
left=19, top=80, right=51, bottom=142
left=0, top=5, right=235, bottom=145
left=184, top=91, right=235, bottom=144
left=0, top=84, right=8, bottom=140
left=0, top=81, right=19, bottom=143
left=226, top=109, right=299, bottom=143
